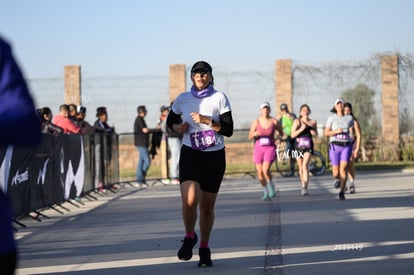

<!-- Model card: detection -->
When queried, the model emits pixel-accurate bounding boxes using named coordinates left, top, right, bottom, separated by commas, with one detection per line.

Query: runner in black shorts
left=166, top=61, right=233, bottom=268
left=290, top=104, right=317, bottom=196
left=180, top=146, right=225, bottom=193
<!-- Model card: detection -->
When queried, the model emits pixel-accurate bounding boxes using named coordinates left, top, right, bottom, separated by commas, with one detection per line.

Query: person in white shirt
left=166, top=61, right=233, bottom=268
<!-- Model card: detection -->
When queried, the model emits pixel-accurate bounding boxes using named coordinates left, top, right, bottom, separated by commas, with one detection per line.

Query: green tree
left=400, top=107, right=414, bottom=135
left=341, top=84, right=381, bottom=137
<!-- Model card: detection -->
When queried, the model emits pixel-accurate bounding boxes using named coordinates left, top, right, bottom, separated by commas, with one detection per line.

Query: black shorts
left=179, top=145, right=226, bottom=193
left=295, top=146, right=313, bottom=156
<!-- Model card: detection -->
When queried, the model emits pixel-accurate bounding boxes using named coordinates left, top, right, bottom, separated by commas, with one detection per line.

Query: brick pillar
left=64, top=66, right=81, bottom=105
left=169, top=64, right=187, bottom=103
left=275, top=59, right=293, bottom=118
left=162, top=64, right=186, bottom=179
left=381, top=56, right=399, bottom=145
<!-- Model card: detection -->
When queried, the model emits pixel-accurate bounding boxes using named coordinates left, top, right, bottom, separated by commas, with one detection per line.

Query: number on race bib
left=190, top=130, right=216, bottom=150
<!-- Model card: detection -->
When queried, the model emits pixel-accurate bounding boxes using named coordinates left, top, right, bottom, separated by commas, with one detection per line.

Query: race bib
left=258, top=137, right=272, bottom=146
left=335, top=133, right=349, bottom=141
left=190, top=130, right=216, bottom=150
left=296, top=137, right=311, bottom=149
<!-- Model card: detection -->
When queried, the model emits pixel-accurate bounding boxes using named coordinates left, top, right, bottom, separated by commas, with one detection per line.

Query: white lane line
left=16, top=250, right=264, bottom=275
left=282, top=240, right=414, bottom=255
left=273, top=252, right=414, bottom=269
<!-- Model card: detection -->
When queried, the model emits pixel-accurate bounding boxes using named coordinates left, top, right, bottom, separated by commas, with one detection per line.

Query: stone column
left=381, top=56, right=399, bottom=145
left=162, top=64, right=187, bottom=179
left=275, top=59, right=293, bottom=118
left=64, top=66, right=81, bottom=105
left=169, top=64, right=187, bottom=103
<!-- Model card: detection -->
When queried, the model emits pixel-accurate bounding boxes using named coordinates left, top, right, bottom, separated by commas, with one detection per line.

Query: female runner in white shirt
left=166, top=61, right=233, bottom=268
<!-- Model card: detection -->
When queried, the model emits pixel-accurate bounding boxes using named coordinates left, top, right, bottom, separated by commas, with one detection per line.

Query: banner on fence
left=0, top=133, right=119, bottom=218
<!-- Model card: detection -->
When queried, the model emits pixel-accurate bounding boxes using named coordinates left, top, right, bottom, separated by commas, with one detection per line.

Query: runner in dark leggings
left=166, top=61, right=233, bottom=268
left=344, top=102, right=361, bottom=193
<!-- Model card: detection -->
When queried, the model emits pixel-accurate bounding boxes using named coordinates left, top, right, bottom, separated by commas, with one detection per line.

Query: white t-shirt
left=326, top=114, right=354, bottom=143
left=172, top=90, right=231, bottom=151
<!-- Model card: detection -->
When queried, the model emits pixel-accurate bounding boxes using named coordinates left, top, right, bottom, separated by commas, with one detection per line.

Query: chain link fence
left=27, top=54, right=414, bottom=174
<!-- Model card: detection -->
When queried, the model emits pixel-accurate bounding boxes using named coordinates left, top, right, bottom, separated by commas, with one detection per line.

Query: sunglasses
left=192, top=70, right=210, bottom=76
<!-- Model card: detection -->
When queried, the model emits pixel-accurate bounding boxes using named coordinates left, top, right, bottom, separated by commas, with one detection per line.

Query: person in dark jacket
left=38, top=107, right=63, bottom=135
left=94, top=106, right=115, bottom=133
left=0, top=36, right=42, bottom=275
left=134, top=105, right=151, bottom=185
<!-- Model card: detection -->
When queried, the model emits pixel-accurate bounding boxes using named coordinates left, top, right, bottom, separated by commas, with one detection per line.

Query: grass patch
left=354, top=161, right=414, bottom=171
left=120, top=161, right=414, bottom=181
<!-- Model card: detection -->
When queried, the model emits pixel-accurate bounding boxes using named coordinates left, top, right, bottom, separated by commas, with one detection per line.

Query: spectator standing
left=76, top=106, right=95, bottom=134
left=94, top=106, right=115, bottom=133
left=149, top=107, right=164, bottom=159
left=53, top=104, right=82, bottom=134
left=93, top=106, right=115, bottom=193
left=159, top=105, right=172, bottom=184
left=134, top=105, right=151, bottom=186
left=38, top=107, right=63, bottom=135
left=166, top=102, right=183, bottom=185
left=68, top=103, right=78, bottom=124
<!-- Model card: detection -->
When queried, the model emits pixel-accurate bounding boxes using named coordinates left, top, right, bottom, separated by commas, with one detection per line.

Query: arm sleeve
left=46, top=122, right=63, bottom=135
left=166, top=111, right=182, bottom=131
left=218, top=111, right=233, bottom=137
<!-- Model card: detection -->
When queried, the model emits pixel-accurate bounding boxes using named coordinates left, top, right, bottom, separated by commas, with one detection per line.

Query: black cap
left=77, top=106, right=86, bottom=114
left=280, top=103, right=288, bottom=111
left=96, top=106, right=107, bottom=116
left=160, top=105, right=169, bottom=112
left=191, top=61, right=212, bottom=74
left=137, top=105, right=147, bottom=113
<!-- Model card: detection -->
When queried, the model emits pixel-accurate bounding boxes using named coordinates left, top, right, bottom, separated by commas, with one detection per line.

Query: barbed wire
left=27, top=53, right=414, bottom=134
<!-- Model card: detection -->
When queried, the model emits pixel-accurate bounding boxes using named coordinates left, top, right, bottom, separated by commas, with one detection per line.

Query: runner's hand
left=190, top=112, right=210, bottom=125
left=175, top=122, right=189, bottom=134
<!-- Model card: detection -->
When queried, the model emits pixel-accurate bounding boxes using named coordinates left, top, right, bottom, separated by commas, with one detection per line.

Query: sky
left=1, top=0, right=413, bottom=79
left=1, top=0, right=413, bottom=133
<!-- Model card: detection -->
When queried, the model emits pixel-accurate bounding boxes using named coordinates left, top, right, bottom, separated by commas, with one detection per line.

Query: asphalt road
left=14, top=169, right=414, bottom=275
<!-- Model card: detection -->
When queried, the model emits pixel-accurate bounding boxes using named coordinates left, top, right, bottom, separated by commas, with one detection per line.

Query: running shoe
left=198, top=247, right=213, bottom=267
left=261, top=193, right=270, bottom=201
left=334, top=179, right=340, bottom=188
left=339, top=191, right=346, bottom=200
left=177, top=233, right=198, bottom=261
left=349, top=185, right=356, bottom=194
left=268, top=186, right=276, bottom=198
left=171, top=178, right=180, bottom=185
left=301, top=188, right=308, bottom=196
left=161, top=178, right=171, bottom=185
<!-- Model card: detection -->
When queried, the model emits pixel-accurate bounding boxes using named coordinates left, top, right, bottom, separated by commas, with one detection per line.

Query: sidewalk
left=14, top=170, right=414, bottom=274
